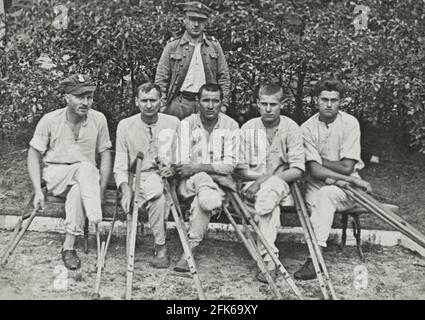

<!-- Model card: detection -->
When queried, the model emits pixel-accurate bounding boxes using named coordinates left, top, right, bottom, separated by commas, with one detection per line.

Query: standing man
left=27, top=74, right=112, bottom=270
left=236, top=83, right=305, bottom=283
left=155, top=1, right=230, bottom=120
left=173, top=83, right=239, bottom=272
left=114, top=82, right=180, bottom=268
left=294, top=78, right=371, bottom=280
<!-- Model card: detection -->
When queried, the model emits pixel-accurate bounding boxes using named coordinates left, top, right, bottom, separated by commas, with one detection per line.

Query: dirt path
left=1, top=229, right=425, bottom=300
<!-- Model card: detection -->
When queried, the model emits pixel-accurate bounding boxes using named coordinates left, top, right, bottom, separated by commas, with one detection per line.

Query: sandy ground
left=1, top=229, right=425, bottom=300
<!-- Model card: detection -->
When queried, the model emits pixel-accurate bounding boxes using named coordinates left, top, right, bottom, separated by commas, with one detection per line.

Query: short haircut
left=137, top=82, right=161, bottom=98
left=257, top=83, right=284, bottom=100
left=313, top=78, right=345, bottom=98
left=198, top=83, right=223, bottom=100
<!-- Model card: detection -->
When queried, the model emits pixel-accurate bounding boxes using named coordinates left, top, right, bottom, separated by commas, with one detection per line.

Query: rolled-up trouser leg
left=64, top=183, right=86, bottom=236
left=74, top=162, right=102, bottom=224
left=178, top=172, right=224, bottom=247
left=307, top=185, right=356, bottom=247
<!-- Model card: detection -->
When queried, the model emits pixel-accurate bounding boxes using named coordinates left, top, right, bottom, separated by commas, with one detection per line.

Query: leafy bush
left=0, top=0, right=424, bottom=153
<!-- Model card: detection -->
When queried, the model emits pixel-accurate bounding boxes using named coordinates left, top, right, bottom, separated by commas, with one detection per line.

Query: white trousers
left=178, top=172, right=224, bottom=247
left=134, top=172, right=168, bottom=246
left=43, top=162, right=102, bottom=236
left=243, top=176, right=291, bottom=263
left=306, top=185, right=357, bottom=247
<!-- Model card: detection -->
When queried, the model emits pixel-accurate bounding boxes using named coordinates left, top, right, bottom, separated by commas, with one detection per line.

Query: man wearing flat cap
left=27, top=74, right=112, bottom=270
left=155, top=1, right=231, bottom=120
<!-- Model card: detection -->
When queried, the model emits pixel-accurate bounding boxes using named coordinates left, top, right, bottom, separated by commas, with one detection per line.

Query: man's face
left=65, top=91, right=94, bottom=117
left=199, top=90, right=222, bottom=122
left=257, top=93, right=282, bottom=126
left=315, top=90, right=341, bottom=121
left=184, top=15, right=207, bottom=38
left=136, top=88, right=161, bottom=117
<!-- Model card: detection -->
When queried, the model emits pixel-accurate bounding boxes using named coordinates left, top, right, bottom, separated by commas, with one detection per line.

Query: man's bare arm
left=322, top=158, right=356, bottom=175
left=27, top=146, right=44, bottom=208
left=99, top=149, right=112, bottom=201
left=308, top=161, right=371, bottom=191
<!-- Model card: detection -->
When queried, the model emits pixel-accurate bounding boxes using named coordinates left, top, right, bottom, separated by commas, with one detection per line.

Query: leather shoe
left=294, top=258, right=318, bottom=280
left=150, top=255, right=170, bottom=269
left=61, top=249, right=81, bottom=270
left=174, top=246, right=198, bottom=273
left=256, top=268, right=277, bottom=284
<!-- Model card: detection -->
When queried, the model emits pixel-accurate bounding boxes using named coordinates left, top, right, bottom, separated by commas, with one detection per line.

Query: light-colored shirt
left=29, top=107, right=111, bottom=166
left=302, top=110, right=364, bottom=193
left=114, top=113, right=180, bottom=188
left=179, top=113, right=239, bottom=175
left=238, top=116, right=305, bottom=177
left=180, top=41, right=206, bottom=93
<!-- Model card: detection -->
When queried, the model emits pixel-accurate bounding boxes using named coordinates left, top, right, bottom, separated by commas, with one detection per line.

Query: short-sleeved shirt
left=238, top=116, right=305, bottom=177
left=179, top=113, right=239, bottom=175
left=29, top=107, right=111, bottom=166
left=114, top=113, right=180, bottom=188
left=302, top=110, right=364, bottom=193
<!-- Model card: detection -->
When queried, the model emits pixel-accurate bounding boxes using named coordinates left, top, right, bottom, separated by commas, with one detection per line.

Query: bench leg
left=340, top=213, right=348, bottom=251
left=84, top=217, right=89, bottom=254
left=352, top=215, right=364, bottom=261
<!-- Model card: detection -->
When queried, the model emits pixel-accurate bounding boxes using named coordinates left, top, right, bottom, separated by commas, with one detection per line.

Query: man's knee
left=76, top=161, right=99, bottom=180
left=192, top=172, right=215, bottom=190
left=255, top=176, right=289, bottom=215
left=143, top=173, right=164, bottom=201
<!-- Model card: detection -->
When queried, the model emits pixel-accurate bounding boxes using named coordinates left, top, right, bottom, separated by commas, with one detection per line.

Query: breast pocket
left=207, top=51, right=218, bottom=71
left=170, top=52, right=183, bottom=71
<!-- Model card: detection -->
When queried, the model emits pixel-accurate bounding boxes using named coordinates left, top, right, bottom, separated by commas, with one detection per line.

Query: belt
left=179, top=91, right=198, bottom=101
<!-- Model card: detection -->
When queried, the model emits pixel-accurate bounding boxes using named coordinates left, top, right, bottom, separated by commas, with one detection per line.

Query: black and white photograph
left=0, top=0, right=425, bottom=304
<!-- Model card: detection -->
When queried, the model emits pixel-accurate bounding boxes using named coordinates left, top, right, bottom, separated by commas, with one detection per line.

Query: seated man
left=173, top=83, right=239, bottom=272
left=27, top=74, right=112, bottom=270
left=236, top=83, right=305, bottom=283
left=294, top=78, right=371, bottom=280
left=114, top=82, right=179, bottom=269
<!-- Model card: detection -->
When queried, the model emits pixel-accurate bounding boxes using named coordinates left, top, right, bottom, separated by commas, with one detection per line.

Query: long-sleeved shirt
left=302, top=110, right=364, bottom=193
left=179, top=113, right=239, bottom=175
left=29, top=107, right=111, bottom=166
left=114, top=113, right=180, bottom=188
left=238, top=116, right=305, bottom=178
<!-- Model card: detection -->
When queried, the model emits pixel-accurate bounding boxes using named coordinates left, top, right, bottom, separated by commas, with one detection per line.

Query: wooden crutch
left=162, top=178, right=206, bottom=300
left=125, top=152, right=144, bottom=300
left=228, top=191, right=304, bottom=300
left=1, top=195, right=39, bottom=267
left=222, top=204, right=283, bottom=299
left=291, top=182, right=338, bottom=300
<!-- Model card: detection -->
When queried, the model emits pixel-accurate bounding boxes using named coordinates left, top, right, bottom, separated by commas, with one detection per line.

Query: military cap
left=177, top=1, right=214, bottom=19
left=59, top=74, right=96, bottom=95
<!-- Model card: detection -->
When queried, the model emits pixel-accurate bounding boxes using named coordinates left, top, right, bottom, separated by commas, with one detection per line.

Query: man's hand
left=174, top=164, right=200, bottom=179
left=33, top=190, right=45, bottom=211
left=244, top=179, right=262, bottom=203
left=159, top=166, right=175, bottom=178
left=350, top=177, right=372, bottom=192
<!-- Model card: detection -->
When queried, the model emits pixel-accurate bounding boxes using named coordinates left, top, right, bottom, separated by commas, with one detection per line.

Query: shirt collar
left=318, top=111, right=341, bottom=127
left=195, top=113, right=221, bottom=130
left=180, top=32, right=209, bottom=46
left=64, top=108, right=90, bottom=127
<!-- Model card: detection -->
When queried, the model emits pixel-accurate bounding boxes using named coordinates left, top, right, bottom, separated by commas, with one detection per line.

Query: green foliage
left=0, top=0, right=424, bottom=152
